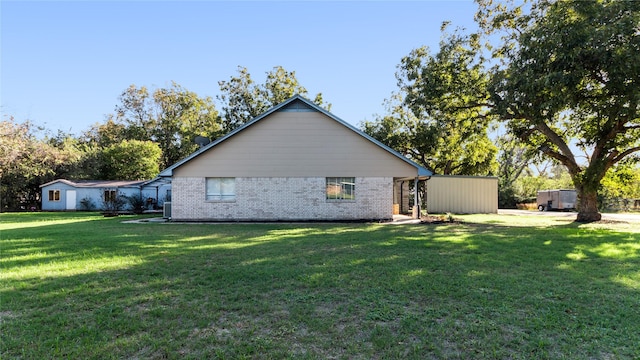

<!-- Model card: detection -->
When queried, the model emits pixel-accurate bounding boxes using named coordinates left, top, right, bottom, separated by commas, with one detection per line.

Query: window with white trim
left=326, top=177, right=355, bottom=200
left=206, top=178, right=236, bottom=201
left=48, top=190, right=60, bottom=202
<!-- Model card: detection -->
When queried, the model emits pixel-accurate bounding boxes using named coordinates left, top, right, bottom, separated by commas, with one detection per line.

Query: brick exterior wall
left=171, top=177, right=393, bottom=221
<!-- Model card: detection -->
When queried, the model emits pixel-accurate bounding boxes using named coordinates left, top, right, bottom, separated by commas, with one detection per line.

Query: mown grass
left=1, top=212, right=639, bottom=359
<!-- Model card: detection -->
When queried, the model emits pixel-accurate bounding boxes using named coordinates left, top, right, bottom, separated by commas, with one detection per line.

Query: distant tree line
left=2, top=0, right=639, bottom=219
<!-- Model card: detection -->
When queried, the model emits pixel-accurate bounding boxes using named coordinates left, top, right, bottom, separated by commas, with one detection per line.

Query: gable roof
left=40, top=179, right=146, bottom=188
left=158, top=95, right=432, bottom=177
left=141, top=176, right=172, bottom=187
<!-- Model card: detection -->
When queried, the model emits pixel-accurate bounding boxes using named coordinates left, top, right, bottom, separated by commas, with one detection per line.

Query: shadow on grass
left=1, top=213, right=639, bottom=359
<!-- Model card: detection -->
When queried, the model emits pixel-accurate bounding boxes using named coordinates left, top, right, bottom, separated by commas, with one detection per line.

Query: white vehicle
left=537, top=189, right=577, bottom=211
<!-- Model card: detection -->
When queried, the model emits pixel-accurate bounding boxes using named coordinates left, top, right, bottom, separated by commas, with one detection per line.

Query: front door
left=66, top=190, right=77, bottom=210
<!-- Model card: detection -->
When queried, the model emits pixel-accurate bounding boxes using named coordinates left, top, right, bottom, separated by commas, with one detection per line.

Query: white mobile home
left=40, top=178, right=171, bottom=211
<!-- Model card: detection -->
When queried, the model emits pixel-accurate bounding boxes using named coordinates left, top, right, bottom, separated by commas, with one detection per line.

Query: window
left=104, top=190, right=117, bottom=202
left=206, top=178, right=236, bottom=201
left=326, top=177, right=355, bottom=200
left=48, top=190, right=60, bottom=202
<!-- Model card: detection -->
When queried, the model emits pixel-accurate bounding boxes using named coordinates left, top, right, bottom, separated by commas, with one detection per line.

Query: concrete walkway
left=389, top=214, right=422, bottom=225
left=121, top=217, right=169, bottom=224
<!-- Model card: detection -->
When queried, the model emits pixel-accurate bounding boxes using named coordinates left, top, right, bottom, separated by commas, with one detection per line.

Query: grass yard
left=1, top=212, right=639, bottom=359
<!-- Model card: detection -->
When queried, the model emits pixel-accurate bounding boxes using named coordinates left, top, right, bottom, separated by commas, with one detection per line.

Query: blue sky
left=2, top=1, right=479, bottom=134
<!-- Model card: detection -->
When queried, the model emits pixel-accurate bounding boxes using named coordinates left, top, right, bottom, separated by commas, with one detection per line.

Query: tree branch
left=533, top=122, right=579, bottom=170
left=538, top=148, right=581, bottom=176
left=592, top=117, right=631, bottom=162
left=610, top=146, right=640, bottom=165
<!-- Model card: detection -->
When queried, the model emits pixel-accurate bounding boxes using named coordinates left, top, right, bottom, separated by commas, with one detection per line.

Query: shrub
left=126, top=194, right=147, bottom=215
left=101, top=190, right=127, bottom=216
left=79, top=197, right=95, bottom=211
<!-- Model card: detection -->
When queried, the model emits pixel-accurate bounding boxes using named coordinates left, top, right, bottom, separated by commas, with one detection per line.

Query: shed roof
left=159, top=95, right=431, bottom=177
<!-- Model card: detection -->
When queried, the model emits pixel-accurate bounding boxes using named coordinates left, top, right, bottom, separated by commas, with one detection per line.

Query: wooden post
left=412, top=177, right=420, bottom=219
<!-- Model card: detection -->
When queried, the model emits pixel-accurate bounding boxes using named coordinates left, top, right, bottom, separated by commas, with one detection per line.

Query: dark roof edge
left=430, top=174, right=499, bottom=180
left=40, top=179, right=152, bottom=188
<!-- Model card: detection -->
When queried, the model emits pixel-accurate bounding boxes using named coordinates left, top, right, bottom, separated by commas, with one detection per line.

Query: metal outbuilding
left=426, top=175, right=498, bottom=214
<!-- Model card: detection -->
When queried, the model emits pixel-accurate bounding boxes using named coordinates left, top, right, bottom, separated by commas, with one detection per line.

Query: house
left=40, top=178, right=171, bottom=211
left=158, top=95, right=432, bottom=221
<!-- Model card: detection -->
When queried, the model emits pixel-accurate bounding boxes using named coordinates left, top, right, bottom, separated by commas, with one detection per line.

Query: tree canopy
left=0, top=118, right=80, bottom=210
left=100, top=140, right=162, bottom=181
left=363, top=0, right=639, bottom=220
left=362, top=30, right=498, bottom=176
left=480, top=0, right=640, bottom=221
left=101, top=82, right=222, bottom=168
left=217, top=66, right=330, bottom=132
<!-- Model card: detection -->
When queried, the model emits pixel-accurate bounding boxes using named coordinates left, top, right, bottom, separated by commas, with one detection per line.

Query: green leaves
left=480, top=0, right=640, bottom=220
left=364, top=30, right=497, bottom=176
left=151, top=82, right=222, bottom=168
left=99, top=140, right=161, bottom=181
left=371, top=0, right=638, bottom=219
left=0, top=118, right=82, bottom=210
left=217, top=66, right=329, bottom=132
left=87, top=82, right=222, bottom=169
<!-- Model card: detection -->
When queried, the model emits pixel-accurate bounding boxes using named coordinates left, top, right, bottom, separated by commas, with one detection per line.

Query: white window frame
left=206, top=177, right=236, bottom=202
left=48, top=189, right=61, bottom=202
left=326, top=177, right=355, bottom=201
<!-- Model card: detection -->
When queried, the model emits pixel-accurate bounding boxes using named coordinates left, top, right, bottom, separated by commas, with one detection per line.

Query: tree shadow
left=2, top=216, right=639, bottom=358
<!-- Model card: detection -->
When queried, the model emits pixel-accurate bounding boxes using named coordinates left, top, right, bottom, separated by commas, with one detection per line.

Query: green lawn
left=1, top=212, right=639, bottom=359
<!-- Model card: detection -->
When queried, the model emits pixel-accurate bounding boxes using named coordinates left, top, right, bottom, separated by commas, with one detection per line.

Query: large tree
left=362, top=30, right=497, bottom=176
left=480, top=0, right=640, bottom=221
left=46, top=131, right=102, bottom=181
left=88, top=82, right=222, bottom=168
left=151, top=83, right=222, bottom=168
left=0, top=118, right=78, bottom=210
left=100, top=140, right=161, bottom=180
left=217, top=66, right=330, bottom=132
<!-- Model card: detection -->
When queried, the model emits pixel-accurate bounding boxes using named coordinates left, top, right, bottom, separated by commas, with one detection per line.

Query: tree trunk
left=576, top=188, right=602, bottom=222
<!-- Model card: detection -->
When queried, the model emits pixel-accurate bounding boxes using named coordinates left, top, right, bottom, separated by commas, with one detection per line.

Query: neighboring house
left=158, top=95, right=432, bottom=221
left=141, top=177, right=172, bottom=206
left=40, top=178, right=171, bottom=211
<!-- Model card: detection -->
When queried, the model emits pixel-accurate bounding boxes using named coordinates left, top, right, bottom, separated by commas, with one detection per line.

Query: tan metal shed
left=426, top=175, right=498, bottom=214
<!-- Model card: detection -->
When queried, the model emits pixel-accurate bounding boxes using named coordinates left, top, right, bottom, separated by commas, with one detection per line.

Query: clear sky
left=2, top=1, right=479, bottom=134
